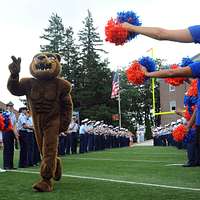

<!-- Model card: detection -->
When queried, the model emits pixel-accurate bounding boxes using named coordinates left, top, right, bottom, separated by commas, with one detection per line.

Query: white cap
left=171, top=122, right=176, bottom=125
left=94, top=121, right=101, bottom=126
left=177, top=119, right=182, bottom=123
left=81, top=118, right=89, bottom=123
left=181, top=117, right=187, bottom=125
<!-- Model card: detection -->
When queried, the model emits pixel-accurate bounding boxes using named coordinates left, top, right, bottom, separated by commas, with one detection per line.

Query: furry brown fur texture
left=7, top=53, right=73, bottom=192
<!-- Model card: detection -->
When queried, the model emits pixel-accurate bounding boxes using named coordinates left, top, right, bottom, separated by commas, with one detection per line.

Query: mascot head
left=30, top=52, right=61, bottom=80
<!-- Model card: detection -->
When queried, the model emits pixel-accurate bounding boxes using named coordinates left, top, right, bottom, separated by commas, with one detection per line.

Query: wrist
left=145, top=72, right=150, bottom=77
left=10, top=73, right=19, bottom=79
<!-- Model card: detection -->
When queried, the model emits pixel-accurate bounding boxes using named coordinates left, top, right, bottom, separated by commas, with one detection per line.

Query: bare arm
left=121, top=22, right=193, bottom=42
left=145, top=66, right=193, bottom=78
left=175, top=109, right=184, bottom=117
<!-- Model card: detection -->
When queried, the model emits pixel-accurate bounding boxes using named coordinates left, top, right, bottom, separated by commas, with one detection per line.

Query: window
left=169, top=101, right=176, bottom=111
left=169, top=85, right=175, bottom=92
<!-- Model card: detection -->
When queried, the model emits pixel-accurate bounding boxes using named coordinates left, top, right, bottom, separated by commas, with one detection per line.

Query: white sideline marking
left=165, top=164, right=184, bottom=166
left=66, top=157, right=175, bottom=163
left=9, top=169, right=200, bottom=192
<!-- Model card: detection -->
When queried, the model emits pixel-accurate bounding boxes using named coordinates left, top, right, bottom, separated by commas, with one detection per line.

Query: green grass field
left=0, top=146, right=200, bottom=200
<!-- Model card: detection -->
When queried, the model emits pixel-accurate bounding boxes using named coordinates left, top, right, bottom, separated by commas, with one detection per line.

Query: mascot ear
left=55, top=53, right=61, bottom=62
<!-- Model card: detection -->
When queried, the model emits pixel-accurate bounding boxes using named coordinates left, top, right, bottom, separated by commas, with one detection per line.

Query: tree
left=60, top=26, right=83, bottom=106
left=77, top=10, right=114, bottom=122
left=40, top=13, right=65, bottom=54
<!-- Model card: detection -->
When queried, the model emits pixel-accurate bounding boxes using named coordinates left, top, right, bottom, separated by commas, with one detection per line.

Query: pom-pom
left=138, top=56, right=156, bottom=72
left=184, top=95, right=198, bottom=108
left=186, top=79, right=198, bottom=96
left=2, top=112, right=13, bottom=132
left=105, top=18, right=128, bottom=45
left=183, top=128, right=196, bottom=144
left=117, top=11, right=142, bottom=41
left=184, top=105, right=195, bottom=121
left=180, top=57, right=193, bottom=67
left=164, top=64, right=187, bottom=86
left=126, top=61, right=145, bottom=85
left=0, top=114, right=5, bottom=131
left=172, top=124, right=187, bottom=142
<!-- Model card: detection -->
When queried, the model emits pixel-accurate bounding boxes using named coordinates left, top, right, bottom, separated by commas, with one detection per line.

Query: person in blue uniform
left=68, top=117, right=79, bottom=154
left=17, top=107, right=29, bottom=168
left=2, top=101, right=18, bottom=170
left=79, top=119, right=88, bottom=153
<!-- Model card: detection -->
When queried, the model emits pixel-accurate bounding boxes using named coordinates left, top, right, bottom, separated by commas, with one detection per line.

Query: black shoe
left=10, top=167, right=18, bottom=170
left=182, top=163, right=196, bottom=167
left=3, top=167, right=17, bottom=170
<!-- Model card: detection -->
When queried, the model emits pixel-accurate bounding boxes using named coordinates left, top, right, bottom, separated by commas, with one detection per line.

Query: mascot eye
left=37, top=55, right=46, bottom=60
left=47, top=54, right=56, bottom=61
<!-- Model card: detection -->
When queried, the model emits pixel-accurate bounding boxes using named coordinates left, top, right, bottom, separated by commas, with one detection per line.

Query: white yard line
left=165, top=164, right=184, bottom=166
left=9, top=169, right=200, bottom=192
left=66, top=157, right=178, bottom=163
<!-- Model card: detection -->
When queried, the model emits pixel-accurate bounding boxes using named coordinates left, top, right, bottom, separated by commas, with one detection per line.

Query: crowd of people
left=0, top=102, right=41, bottom=170
left=0, top=102, right=135, bottom=171
left=152, top=118, right=185, bottom=147
left=58, top=117, right=135, bottom=156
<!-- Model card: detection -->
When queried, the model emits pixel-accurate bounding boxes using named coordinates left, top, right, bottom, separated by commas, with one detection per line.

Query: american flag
left=111, top=71, right=119, bottom=99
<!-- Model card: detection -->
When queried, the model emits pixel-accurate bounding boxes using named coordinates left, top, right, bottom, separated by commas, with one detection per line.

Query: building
left=159, top=53, right=200, bottom=126
left=159, top=80, right=187, bottom=125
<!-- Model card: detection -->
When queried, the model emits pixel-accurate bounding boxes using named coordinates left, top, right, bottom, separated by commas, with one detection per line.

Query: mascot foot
left=33, top=179, right=53, bottom=192
left=53, top=158, right=62, bottom=181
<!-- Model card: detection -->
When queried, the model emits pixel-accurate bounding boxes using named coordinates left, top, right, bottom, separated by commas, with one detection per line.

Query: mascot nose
left=37, top=55, right=47, bottom=61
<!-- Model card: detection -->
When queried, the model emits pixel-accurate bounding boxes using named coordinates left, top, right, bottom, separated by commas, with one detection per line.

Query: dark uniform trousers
left=2, top=130, right=15, bottom=169
left=18, top=130, right=28, bottom=168
left=70, top=132, right=78, bottom=154
left=27, top=131, right=34, bottom=166
left=79, top=134, right=85, bottom=153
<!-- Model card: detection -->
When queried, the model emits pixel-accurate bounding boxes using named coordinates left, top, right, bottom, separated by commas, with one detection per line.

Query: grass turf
left=0, top=146, right=200, bottom=200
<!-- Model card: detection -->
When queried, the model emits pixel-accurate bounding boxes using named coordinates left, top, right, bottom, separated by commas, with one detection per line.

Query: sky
left=0, top=0, right=200, bottom=110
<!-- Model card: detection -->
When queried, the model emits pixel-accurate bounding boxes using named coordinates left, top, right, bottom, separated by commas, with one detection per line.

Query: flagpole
left=118, top=69, right=122, bottom=128
left=118, top=88, right=122, bottom=128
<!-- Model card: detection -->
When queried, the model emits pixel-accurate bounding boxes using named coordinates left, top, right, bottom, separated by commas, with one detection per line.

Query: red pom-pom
left=3, top=119, right=13, bottom=132
left=164, top=64, right=187, bottom=86
left=184, top=105, right=195, bottom=121
left=172, top=124, right=187, bottom=142
left=126, top=61, right=145, bottom=85
left=0, top=114, right=5, bottom=131
left=187, top=79, right=198, bottom=96
left=105, top=18, right=128, bottom=45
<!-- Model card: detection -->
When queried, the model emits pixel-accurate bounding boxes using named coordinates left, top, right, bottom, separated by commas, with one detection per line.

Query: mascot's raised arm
left=7, top=53, right=73, bottom=192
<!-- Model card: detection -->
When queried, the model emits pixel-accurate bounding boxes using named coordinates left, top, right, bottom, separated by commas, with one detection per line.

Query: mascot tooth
left=7, top=53, right=73, bottom=192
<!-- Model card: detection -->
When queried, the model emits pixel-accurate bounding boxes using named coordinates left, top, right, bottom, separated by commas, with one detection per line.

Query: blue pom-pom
left=180, top=57, right=193, bottom=67
left=117, top=11, right=142, bottom=40
left=184, top=95, right=198, bottom=107
left=184, top=95, right=198, bottom=115
left=183, top=128, right=196, bottom=144
left=138, top=56, right=156, bottom=72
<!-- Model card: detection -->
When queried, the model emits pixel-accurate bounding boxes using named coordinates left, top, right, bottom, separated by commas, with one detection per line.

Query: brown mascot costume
left=7, top=53, right=73, bottom=192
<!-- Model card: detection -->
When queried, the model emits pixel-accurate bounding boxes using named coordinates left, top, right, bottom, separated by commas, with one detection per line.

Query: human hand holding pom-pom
left=105, top=11, right=141, bottom=45
left=126, top=56, right=156, bottom=85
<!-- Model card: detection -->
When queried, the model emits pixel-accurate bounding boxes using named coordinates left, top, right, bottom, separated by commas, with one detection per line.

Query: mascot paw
left=32, top=179, right=53, bottom=192
left=53, top=158, right=62, bottom=181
